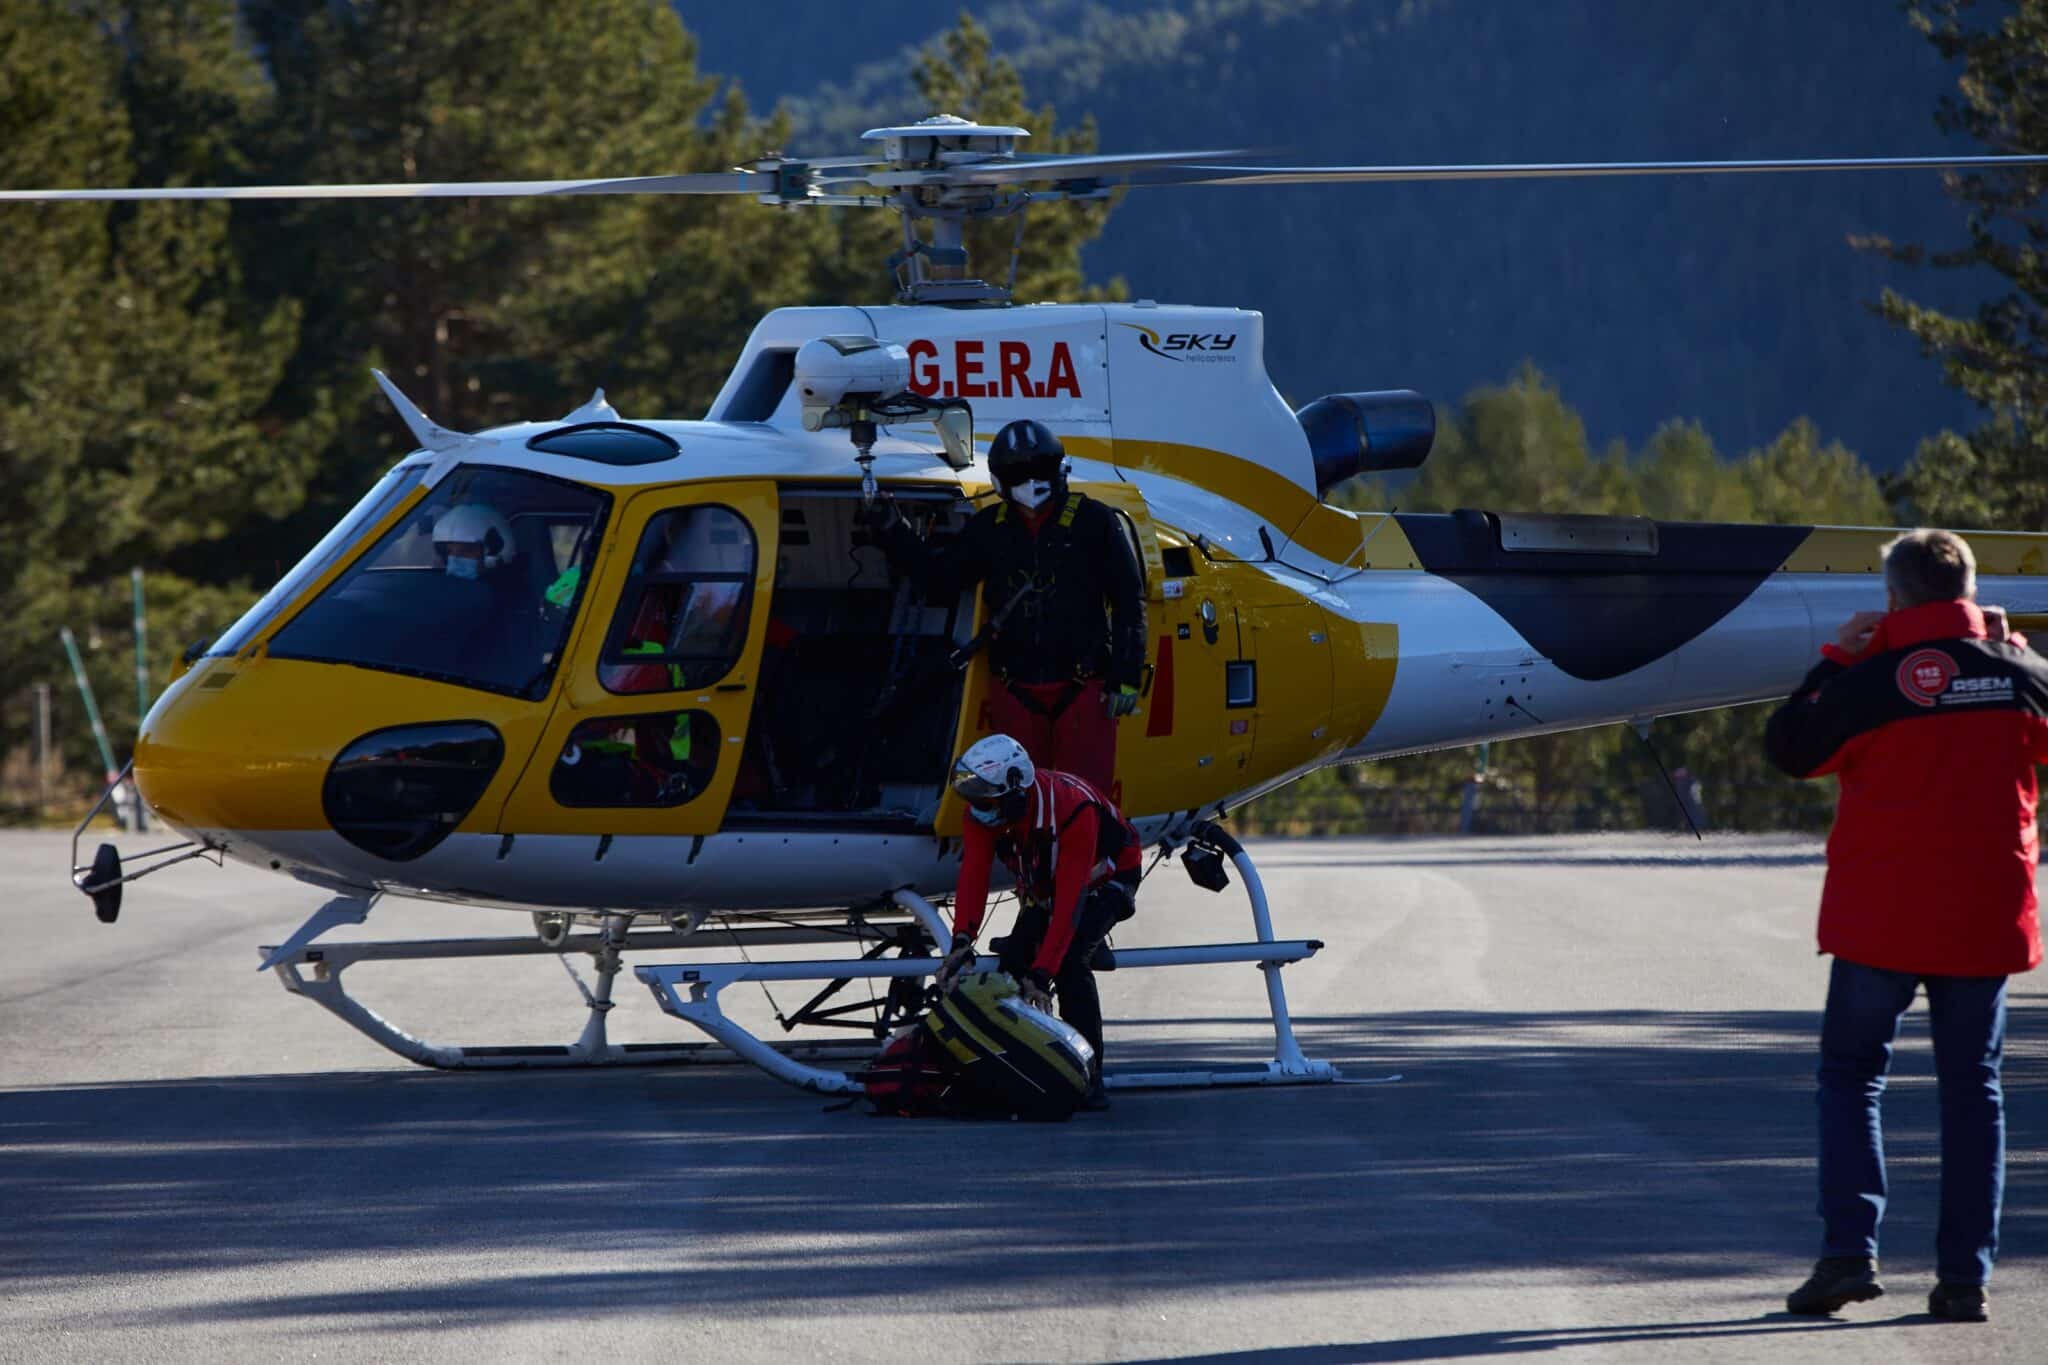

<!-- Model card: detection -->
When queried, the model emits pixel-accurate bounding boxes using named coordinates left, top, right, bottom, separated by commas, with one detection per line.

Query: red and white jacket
left=951, top=769, right=1141, bottom=977
left=1765, top=599, right=2048, bottom=976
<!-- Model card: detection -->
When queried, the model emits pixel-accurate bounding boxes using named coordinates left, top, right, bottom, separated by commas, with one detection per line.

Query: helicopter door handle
left=715, top=683, right=748, bottom=693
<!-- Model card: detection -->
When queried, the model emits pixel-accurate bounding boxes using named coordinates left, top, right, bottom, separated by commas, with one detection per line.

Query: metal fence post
left=34, top=682, right=51, bottom=810
left=59, top=627, right=124, bottom=828
left=130, top=568, right=150, bottom=832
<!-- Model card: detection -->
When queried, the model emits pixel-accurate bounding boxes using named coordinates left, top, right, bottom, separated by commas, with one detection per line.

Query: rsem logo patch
left=1895, top=648, right=1957, bottom=707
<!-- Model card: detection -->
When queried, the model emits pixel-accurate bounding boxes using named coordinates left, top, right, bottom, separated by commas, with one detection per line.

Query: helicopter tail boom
left=1321, top=515, right=2048, bottom=766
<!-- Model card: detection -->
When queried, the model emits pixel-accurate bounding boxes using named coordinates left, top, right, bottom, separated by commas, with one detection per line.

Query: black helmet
left=987, top=419, right=1067, bottom=502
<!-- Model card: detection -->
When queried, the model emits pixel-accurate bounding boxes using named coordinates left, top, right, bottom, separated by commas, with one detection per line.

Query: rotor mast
left=859, top=115, right=1040, bottom=306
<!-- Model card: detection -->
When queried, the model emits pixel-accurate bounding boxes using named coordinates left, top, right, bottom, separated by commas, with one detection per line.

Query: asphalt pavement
left=1, top=828, right=2041, bottom=1363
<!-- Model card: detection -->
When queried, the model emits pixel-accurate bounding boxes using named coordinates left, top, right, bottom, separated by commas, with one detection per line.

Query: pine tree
left=1637, top=421, right=1755, bottom=523
left=1737, top=418, right=1893, bottom=526
left=239, top=1, right=740, bottom=468
left=1861, top=0, right=2048, bottom=528
left=1402, top=362, right=1639, bottom=516
left=0, top=3, right=312, bottom=786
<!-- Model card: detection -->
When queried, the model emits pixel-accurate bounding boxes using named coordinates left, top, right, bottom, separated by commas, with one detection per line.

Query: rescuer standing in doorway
left=867, top=418, right=1146, bottom=796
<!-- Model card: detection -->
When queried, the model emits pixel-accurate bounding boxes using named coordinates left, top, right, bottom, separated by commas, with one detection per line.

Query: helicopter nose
left=135, top=656, right=517, bottom=856
left=135, top=657, right=334, bottom=835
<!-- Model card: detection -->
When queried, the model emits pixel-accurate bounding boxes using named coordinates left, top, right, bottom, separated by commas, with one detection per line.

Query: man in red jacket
left=937, top=733, right=1142, bottom=1110
left=1766, top=529, right=2046, bottom=1322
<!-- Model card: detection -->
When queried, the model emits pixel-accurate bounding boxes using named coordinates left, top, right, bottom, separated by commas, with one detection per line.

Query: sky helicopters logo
left=1121, top=323, right=1240, bottom=363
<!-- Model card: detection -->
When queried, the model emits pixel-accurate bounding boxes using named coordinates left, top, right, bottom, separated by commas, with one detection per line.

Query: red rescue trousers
left=990, top=679, right=1117, bottom=798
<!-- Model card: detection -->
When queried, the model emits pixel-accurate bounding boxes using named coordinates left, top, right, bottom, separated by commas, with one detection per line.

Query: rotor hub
left=860, top=114, right=1030, bottom=169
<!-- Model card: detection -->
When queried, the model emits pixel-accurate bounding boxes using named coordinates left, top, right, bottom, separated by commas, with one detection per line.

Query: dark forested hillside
left=686, top=0, right=1989, bottom=470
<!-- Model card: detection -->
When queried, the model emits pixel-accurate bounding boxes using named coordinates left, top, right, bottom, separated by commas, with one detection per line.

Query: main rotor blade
left=0, top=172, right=758, bottom=203
left=1126, top=153, right=2048, bottom=189
left=13, top=151, right=2041, bottom=208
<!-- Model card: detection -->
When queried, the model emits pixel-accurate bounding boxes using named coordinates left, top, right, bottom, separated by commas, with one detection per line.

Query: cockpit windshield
left=267, top=466, right=609, bottom=698
left=207, top=460, right=426, bottom=659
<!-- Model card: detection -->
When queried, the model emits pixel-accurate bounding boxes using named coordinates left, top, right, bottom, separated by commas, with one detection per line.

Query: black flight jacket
left=881, top=491, right=1148, bottom=689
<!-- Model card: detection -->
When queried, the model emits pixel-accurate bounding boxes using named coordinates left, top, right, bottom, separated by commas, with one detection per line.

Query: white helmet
left=432, top=504, right=517, bottom=579
left=952, top=733, right=1035, bottom=826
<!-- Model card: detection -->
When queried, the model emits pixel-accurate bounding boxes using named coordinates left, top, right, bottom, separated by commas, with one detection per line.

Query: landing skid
left=259, top=830, right=1356, bottom=1092
left=261, top=920, right=899, bottom=1070
left=637, top=826, right=1341, bottom=1093
left=636, top=937, right=1333, bottom=1095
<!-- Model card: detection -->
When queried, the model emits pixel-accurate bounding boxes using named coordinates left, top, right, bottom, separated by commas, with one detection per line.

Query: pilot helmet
left=432, top=504, right=517, bottom=580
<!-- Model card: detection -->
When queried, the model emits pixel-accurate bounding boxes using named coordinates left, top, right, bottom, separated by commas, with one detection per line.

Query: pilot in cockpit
left=432, top=503, right=549, bottom=683
left=432, top=503, right=518, bottom=584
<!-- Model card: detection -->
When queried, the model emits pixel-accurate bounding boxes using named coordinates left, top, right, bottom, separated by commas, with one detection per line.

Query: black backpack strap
left=1005, top=679, right=1085, bottom=719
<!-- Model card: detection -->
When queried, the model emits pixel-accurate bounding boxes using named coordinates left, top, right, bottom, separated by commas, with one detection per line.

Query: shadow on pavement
left=1118, top=1313, right=1916, bottom=1362
left=2, top=1003, right=2039, bottom=1330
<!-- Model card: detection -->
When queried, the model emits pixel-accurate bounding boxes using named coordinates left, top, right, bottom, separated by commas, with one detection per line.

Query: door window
left=600, top=505, right=757, bottom=693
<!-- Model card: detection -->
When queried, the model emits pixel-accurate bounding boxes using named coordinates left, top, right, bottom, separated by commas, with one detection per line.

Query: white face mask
left=1008, top=480, right=1054, bottom=511
left=967, top=803, right=1006, bottom=827
left=446, top=555, right=481, bottom=580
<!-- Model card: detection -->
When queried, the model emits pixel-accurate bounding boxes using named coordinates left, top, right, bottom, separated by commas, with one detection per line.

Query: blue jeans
left=1817, top=956, right=2007, bottom=1285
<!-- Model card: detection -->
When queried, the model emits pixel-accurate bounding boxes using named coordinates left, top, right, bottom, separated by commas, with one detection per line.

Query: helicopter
left=20, top=116, right=2048, bottom=1094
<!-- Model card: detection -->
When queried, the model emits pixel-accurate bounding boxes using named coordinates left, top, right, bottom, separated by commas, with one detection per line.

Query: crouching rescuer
left=939, top=733, right=1141, bottom=1111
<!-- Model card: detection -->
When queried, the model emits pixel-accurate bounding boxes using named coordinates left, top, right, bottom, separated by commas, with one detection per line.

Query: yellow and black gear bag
left=921, top=970, right=1094, bottom=1120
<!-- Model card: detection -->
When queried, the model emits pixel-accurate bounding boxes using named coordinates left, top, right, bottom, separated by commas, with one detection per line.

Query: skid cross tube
left=774, top=929, right=933, bottom=1034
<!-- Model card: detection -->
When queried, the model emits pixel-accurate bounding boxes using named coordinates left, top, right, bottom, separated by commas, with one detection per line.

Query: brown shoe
left=1786, top=1257, right=1884, bottom=1315
left=1927, top=1282, right=1988, bottom=1322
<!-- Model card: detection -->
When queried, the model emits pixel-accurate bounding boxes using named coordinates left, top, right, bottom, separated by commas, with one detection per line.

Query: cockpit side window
left=600, top=505, right=757, bottom=694
left=267, top=466, right=609, bottom=699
